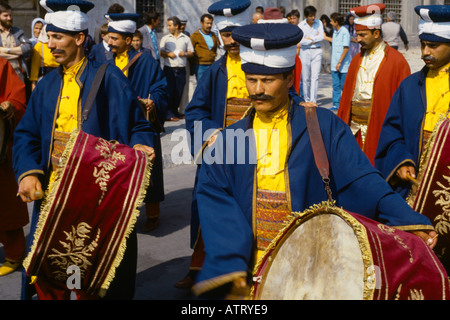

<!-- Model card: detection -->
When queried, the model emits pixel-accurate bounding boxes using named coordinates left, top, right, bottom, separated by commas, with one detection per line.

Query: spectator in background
left=132, top=30, right=152, bottom=54
left=255, top=6, right=264, bottom=14
left=138, top=11, right=162, bottom=62
left=190, top=13, right=219, bottom=81
left=382, top=11, right=409, bottom=51
left=178, top=15, right=190, bottom=36
left=344, top=14, right=360, bottom=59
left=29, top=27, right=58, bottom=91
left=321, top=14, right=332, bottom=74
left=326, top=12, right=351, bottom=111
left=287, top=9, right=300, bottom=26
left=0, top=2, right=31, bottom=83
left=29, top=18, right=44, bottom=47
left=160, top=16, right=194, bottom=121
left=299, top=5, right=324, bottom=103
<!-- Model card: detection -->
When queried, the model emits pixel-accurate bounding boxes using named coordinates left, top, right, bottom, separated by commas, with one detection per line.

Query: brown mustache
left=422, top=55, right=437, bottom=63
left=249, top=94, right=276, bottom=101
left=51, top=49, right=65, bottom=54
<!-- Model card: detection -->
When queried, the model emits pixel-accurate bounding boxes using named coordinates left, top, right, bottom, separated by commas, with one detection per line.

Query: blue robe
left=194, top=94, right=434, bottom=294
left=118, top=49, right=168, bottom=203
left=375, top=67, right=450, bottom=198
left=93, top=48, right=169, bottom=203
left=88, top=42, right=114, bottom=63
left=185, top=54, right=229, bottom=248
left=13, top=58, right=156, bottom=299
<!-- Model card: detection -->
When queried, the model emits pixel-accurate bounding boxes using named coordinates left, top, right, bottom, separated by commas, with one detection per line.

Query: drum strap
left=304, top=106, right=333, bottom=202
left=81, top=63, right=108, bottom=124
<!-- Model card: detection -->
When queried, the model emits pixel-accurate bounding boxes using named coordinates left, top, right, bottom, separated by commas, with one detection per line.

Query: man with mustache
left=0, top=3, right=31, bottom=82
left=13, top=0, right=156, bottom=299
left=180, top=0, right=252, bottom=290
left=190, top=13, right=218, bottom=81
left=191, top=22, right=437, bottom=299
left=105, top=13, right=168, bottom=233
left=376, top=6, right=450, bottom=201
left=337, top=4, right=410, bottom=165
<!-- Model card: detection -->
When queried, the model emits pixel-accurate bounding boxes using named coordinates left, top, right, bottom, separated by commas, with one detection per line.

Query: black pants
left=163, top=66, right=186, bottom=119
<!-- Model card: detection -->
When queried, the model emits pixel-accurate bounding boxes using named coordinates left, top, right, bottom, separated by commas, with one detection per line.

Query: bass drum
left=251, top=204, right=449, bottom=300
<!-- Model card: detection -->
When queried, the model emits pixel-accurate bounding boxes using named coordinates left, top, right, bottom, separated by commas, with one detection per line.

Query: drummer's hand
left=300, top=101, right=318, bottom=108
left=18, top=174, right=43, bottom=203
left=396, top=164, right=416, bottom=181
left=144, top=99, right=155, bottom=113
left=0, top=101, right=15, bottom=120
left=138, top=97, right=155, bottom=113
left=134, top=144, right=156, bottom=163
left=412, top=230, right=438, bottom=249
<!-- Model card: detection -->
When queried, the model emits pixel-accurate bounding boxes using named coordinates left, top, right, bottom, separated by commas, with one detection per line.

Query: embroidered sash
left=225, top=98, right=251, bottom=127
left=23, top=129, right=152, bottom=298
left=255, top=189, right=290, bottom=251
left=408, top=117, right=450, bottom=272
left=350, top=100, right=372, bottom=145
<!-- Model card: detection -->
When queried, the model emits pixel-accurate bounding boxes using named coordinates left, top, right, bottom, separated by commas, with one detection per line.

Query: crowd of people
left=0, top=0, right=449, bottom=301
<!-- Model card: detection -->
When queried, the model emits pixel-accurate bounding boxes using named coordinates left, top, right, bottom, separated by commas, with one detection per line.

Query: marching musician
left=376, top=5, right=450, bottom=199
left=192, top=22, right=437, bottom=299
left=0, top=57, right=28, bottom=277
left=337, top=3, right=411, bottom=165
left=181, top=0, right=252, bottom=290
left=375, top=5, right=450, bottom=273
left=13, top=0, right=155, bottom=299
left=104, top=13, right=168, bottom=233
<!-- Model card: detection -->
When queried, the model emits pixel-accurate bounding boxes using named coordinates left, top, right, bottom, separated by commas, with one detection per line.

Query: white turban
left=40, top=1, right=89, bottom=32
left=418, top=8, right=450, bottom=40
left=240, top=44, right=298, bottom=70
left=214, top=7, right=250, bottom=31
left=106, top=16, right=137, bottom=34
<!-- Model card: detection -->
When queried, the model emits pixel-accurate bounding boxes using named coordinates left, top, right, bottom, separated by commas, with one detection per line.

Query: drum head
left=257, top=213, right=365, bottom=300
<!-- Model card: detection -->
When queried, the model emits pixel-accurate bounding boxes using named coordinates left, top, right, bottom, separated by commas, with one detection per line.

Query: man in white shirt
left=298, top=6, right=324, bottom=103
left=160, top=16, right=194, bottom=121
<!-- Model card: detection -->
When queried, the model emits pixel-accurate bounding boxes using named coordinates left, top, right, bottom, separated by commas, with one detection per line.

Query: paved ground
left=0, top=45, right=424, bottom=300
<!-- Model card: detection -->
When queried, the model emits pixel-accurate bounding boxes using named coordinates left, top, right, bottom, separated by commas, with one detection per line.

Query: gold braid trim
left=98, top=141, right=153, bottom=297
left=407, top=115, right=447, bottom=206
left=240, top=104, right=254, bottom=120
left=22, top=128, right=80, bottom=272
left=192, top=271, right=248, bottom=297
left=250, top=201, right=375, bottom=300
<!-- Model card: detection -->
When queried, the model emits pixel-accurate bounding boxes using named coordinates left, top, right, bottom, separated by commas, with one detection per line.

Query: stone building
left=6, top=0, right=450, bottom=46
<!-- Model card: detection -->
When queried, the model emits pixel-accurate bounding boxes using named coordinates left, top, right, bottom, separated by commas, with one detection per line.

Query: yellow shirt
left=115, top=50, right=129, bottom=77
left=424, top=62, right=450, bottom=132
left=55, top=57, right=85, bottom=133
left=226, top=54, right=248, bottom=99
left=253, top=102, right=289, bottom=192
left=29, top=42, right=59, bottom=81
left=49, top=57, right=85, bottom=184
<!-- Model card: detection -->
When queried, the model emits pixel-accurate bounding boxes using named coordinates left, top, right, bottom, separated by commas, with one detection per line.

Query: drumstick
left=406, top=175, right=419, bottom=187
